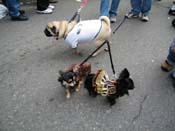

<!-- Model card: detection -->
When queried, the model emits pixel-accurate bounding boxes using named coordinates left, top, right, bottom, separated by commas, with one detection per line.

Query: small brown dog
left=58, top=63, right=91, bottom=99
left=44, top=16, right=111, bottom=56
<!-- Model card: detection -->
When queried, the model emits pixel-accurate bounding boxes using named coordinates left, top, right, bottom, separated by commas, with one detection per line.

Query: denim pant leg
left=100, top=0, right=110, bottom=16
left=6, top=0, right=20, bottom=17
left=167, top=37, right=175, bottom=65
left=109, top=0, right=120, bottom=17
left=167, top=43, right=175, bottom=78
left=130, top=0, right=142, bottom=15
left=141, top=0, right=152, bottom=16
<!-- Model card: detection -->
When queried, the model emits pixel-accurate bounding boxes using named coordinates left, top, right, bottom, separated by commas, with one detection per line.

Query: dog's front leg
left=75, top=81, right=82, bottom=92
left=66, top=89, right=71, bottom=99
left=104, top=41, right=112, bottom=52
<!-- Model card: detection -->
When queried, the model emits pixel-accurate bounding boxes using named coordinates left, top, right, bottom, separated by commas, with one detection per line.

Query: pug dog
left=44, top=16, right=111, bottom=56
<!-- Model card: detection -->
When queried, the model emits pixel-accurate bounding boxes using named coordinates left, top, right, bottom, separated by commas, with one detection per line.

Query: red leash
left=80, top=0, right=88, bottom=7
left=69, top=0, right=88, bottom=22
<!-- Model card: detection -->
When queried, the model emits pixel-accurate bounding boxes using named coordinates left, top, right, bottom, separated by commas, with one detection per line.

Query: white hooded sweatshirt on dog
left=65, top=20, right=102, bottom=48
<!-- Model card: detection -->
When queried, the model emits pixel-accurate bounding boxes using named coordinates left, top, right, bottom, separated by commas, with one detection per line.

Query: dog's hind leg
left=92, top=40, right=104, bottom=57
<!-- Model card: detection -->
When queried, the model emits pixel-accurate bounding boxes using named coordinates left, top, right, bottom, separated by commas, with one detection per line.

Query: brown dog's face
left=44, top=22, right=59, bottom=37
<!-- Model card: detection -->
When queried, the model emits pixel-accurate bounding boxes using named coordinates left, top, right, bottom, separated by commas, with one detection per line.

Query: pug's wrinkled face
left=44, top=22, right=59, bottom=37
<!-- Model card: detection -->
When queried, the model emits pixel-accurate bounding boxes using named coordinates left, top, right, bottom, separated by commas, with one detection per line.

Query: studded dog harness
left=92, top=69, right=117, bottom=96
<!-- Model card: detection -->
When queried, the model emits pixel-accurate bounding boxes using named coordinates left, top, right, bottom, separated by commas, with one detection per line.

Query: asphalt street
left=0, top=0, right=175, bottom=131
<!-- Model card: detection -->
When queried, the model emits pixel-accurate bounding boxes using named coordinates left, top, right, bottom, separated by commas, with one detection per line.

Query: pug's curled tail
left=100, top=16, right=110, bottom=27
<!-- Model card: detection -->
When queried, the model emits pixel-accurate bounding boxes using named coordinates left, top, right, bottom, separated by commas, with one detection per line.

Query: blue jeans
left=130, top=0, right=152, bottom=16
left=167, top=37, right=175, bottom=78
left=5, top=0, right=20, bottom=17
left=100, top=0, right=120, bottom=17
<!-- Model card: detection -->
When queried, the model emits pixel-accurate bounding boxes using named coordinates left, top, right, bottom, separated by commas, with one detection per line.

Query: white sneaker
left=142, top=15, right=149, bottom=22
left=48, top=5, right=55, bottom=10
left=125, top=12, right=139, bottom=19
left=110, top=16, right=117, bottom=23
left=37, top=8, right=53, bottom=14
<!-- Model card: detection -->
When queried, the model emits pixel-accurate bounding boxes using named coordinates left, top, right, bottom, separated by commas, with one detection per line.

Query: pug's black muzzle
left=44, top=28, right=53, bottom=37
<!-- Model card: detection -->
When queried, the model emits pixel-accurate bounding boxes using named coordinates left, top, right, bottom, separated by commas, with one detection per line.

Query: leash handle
left=69, top=0, right=87, bottom=23
left=81, top=0, right=88, bottom=7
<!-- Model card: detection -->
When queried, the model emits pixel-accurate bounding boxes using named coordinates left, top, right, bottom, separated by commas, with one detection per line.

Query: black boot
left=11, top=14, right=28, bottom=21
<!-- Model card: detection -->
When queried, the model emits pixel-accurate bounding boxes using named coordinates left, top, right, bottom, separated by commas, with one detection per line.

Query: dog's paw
left=75, top=87, right=80, bottom=92
left=66, top=90, right=70, bottom=99
left=66, top=94, right=70, bottom=99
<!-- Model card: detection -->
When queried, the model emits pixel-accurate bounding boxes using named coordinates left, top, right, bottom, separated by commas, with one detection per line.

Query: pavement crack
left=131, top=95, right=148, bottom=124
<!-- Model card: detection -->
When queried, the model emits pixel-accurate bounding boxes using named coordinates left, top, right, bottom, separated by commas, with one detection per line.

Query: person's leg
left=130, top=0, right=142, bottom=15
left=167, top=48, right=175, bottom=88
left=37, top=0, right=54, bottom=14
left=125, top=0, right=141, bottom=18
left=100, top=0, right=110, bottom=16
left=167, top=48, right=175, bottom=67
left=5, top=0, right=28, bottom=21
left=2, top=0, right=7, bottom=6
left=109, top=0, right=120, bottom=17
left=161, top=38, right=175, bottom=72
left=37, top=0, right=49, bottom=11
left=6, top=0, right=20, bottom=17
left=141, top=0, right=152, bottom=16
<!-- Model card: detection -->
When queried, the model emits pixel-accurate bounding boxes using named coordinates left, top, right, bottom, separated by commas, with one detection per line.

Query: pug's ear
left=51, top=26, right=57, bottom=35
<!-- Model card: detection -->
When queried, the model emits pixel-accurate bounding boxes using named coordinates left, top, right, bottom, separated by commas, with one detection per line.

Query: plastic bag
left=0, top=4, right=8, bottom=19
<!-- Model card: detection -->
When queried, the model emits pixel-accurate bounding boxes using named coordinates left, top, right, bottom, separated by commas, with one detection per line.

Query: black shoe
left=19, top=10, right=25, bottom=15
left=11, top=14, right=28, bottom=21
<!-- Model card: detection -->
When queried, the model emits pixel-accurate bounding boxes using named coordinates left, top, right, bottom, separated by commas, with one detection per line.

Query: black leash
left=79, top=40, right=107, bottom=66
left=106, top=41, right=116, bottom=78
left=113, top=16, right=127, bottom=35
left=69, top=11, right=81, bottom=23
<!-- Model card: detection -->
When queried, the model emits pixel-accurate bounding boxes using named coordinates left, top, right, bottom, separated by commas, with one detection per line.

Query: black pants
left=37, top=0, right=49, bottom=11
left=2, top=0, right=6, bottom=6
